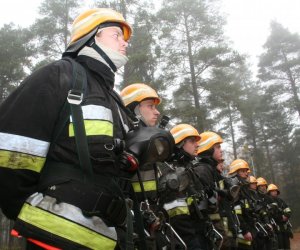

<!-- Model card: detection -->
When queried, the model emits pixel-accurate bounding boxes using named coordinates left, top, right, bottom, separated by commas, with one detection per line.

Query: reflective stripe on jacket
left=16, top=193, right=117, bottom=249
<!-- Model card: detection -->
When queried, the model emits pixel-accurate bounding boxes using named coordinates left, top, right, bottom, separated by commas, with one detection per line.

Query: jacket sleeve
left=0, top=60, right=72, bottom=219
left=233, top=199, right=251, bottom=235
left=279, top=198, right=292, bottom=218
left=193, top=163, right=214, bottom=190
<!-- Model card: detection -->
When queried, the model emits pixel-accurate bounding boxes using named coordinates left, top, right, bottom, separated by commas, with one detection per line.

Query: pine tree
left=0, top=24, right=34, bottom=102
left=156, top=0, right=238, bottom=131
left=258, top=21, right=300, bottom=123
left=30, top=0, right=81, bottom=63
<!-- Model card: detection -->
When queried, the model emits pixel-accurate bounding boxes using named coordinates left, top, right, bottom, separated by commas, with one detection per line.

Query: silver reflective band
left=198, top=134, right=219, bottom=148
left=27, top=193, right=117, bottom=240
left=172, top=128, right=194, bottom=140
left=163, top=199, right=188, bottom=211
left=0, top=132, right=49, bottom=157
left=67, top=90, right=83, bottom=105
left=70, top=105, right=113, bottom=122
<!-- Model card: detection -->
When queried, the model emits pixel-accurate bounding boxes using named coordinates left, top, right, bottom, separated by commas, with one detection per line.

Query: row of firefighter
left=118, top=83, right=293, bottom=250
left=0, top=7, right=293, bottom=250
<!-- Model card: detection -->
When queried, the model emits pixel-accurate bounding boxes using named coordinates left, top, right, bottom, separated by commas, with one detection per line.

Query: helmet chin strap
left=87, top=38, right=117, bottom=72
left=134, top=105, right=149, bottom=126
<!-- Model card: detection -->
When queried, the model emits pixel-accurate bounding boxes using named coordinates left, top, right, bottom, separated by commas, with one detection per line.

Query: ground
left=291, top=232, right=300, bottom=250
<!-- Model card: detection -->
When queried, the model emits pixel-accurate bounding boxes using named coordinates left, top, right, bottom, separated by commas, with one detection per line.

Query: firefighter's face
left=212, top=143, right=222, bottom=162
left=249, top=183, right=257, bottom=190
left=237, top=168, right=249, bottom=179
left=96, top=26, right=128, bottom=55
left=183, top=136, right=199, bottom=157
left=258, top=185, right=267, bottom=193
left=269, top=190, right=278, bottom=197
left=138, top=99, right=160, bottom=127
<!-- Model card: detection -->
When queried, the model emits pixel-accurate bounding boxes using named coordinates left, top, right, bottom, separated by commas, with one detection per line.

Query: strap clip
left=67, top=90, right=83, bottom=105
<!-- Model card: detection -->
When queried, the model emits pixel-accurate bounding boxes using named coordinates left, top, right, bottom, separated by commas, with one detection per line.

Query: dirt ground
left=291, top=232, right=300, bottom=250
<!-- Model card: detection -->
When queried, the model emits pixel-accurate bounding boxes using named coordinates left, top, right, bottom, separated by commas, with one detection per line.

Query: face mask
left=95, top=39, right=128, bottom=69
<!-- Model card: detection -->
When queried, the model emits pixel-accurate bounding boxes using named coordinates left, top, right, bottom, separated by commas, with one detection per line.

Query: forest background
left=0, top=0, right=300, bottom=248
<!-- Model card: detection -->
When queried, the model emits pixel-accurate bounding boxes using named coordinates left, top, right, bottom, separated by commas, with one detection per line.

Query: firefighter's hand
left=243, top=232, right=252, bottom=241
left=266, top=223, right=273, bottom=232
left=119, top=152, right=139, bottom=172
left=282, top=215, right=288, bottom=222
left=106, top=197, right=127, bottom=226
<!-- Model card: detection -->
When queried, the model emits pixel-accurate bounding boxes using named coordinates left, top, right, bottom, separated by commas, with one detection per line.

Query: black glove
left=119, top=152, right=139, bottom=172
left=106, top=197, right=127, bottom=226
left=216, top=188, right=229, bottom=198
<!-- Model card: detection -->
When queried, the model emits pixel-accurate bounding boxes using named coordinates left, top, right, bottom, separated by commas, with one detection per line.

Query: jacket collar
left=76, top=55, right=115, bottom=90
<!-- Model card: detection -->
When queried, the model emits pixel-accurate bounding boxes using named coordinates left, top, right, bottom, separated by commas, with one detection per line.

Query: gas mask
left=120, top=126, right=175, bottom=172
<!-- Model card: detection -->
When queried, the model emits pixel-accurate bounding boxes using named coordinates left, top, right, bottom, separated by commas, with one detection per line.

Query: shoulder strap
left=49, top=57, right=93, bottom=182
left=66, top=58, right=93, bottom=182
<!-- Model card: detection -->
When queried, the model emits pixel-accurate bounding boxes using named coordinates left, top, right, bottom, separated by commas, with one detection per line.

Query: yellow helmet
left=65, top=8, right=132, bottom=54
left=249, top=176, right=257, bottom=184
left=197, top=131, right=223, bottom=155
left=267, top=184, right=279, bottom=193
left=170, top=124, right=201, bottom=145
left=120, top=83, right=161, bottom=108
left=256, top=177, right=268, bottom=186
left=228, top=159, right=250, bottom=175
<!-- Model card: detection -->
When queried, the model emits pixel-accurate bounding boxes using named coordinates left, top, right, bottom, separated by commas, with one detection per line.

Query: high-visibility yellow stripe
left=187, top=197, right=194, bottom=206
left=18, top=204, right=116, bottom=249
left=0, top=150, right=45, bottom=172
left=219, top=180, right=224, bottom=190
left=245, top=202, right=249, bottom=208
left=132, top=180, right=156, bottom=192
left=235, top=209, right=242, bottom=215
left=69, top=120, right=113, bottom=137
left=167, top=206, right=190, bottom=218
left=209, top=213, right=221, bottom=220
left=284, top=207, right=291, bottom=213
left=237, top=237, right=251, bottom=245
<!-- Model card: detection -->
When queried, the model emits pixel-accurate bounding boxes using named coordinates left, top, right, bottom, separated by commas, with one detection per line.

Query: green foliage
left=258, top=21, right=300, bottom=121
left=30, top=0, right=81, bottom=60
left=0, top=24, right=35, bottom=102
left=156, top=0, right=239, bottom=131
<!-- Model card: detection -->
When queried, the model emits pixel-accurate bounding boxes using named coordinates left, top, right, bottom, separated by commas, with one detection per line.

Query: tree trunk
left=0, top=83, right=4, bottom=104
left=249, top=115, right=261, bottom=176
left=281, top=50, right=300, bottom=121
left=183, top=12, right=204, bottom=131
left=259, top=120, right=275, bottom=182
left=227, top=102, right=237, bottom=159
left=63, top=0, right=70, bottom=50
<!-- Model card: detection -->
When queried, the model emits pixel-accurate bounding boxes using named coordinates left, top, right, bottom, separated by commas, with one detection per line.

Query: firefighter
left=0, top=8, right=174, bottom=250
left=216, top=159, right=240, bottom=250
left=120, top=83, right=163, bottom=248
left=247, top=176, right=273, bottom=250
left=228, top=159, right=253, bottom=249
left=267, top=184, right=292, bottom=250
left=193, top=131, right=227, bottom=250
left=248, top=176, right=258, bottom=192
left=257, top=177, right=278, bottom=250
left=120, top=83, right=161, bottom=202
left=158, top=124, right=202, bottom=249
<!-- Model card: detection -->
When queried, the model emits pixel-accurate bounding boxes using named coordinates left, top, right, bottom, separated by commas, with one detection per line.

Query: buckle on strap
left=67, top=90, right=83, bottom=105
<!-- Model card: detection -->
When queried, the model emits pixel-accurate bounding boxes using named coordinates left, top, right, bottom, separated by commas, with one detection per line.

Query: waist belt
left=44, top=179, right=116, bottom=217
left=39, top=161, right=123, bottom=219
